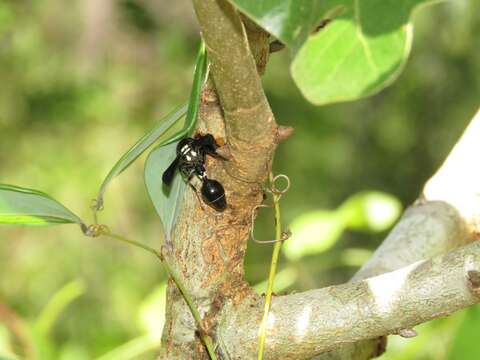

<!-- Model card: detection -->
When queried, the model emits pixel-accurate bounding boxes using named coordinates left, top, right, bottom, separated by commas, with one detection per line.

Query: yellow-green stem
left=257, top=174, right=283, bottom=360
left=100, top=232, right=218, bottom=360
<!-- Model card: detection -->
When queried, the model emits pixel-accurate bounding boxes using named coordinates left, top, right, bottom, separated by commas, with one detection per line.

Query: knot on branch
left=275, top=126, right=294, bottom=144
left=467, top=270, right=480, bottom=297
left=394, top=328, right=418, bottom=338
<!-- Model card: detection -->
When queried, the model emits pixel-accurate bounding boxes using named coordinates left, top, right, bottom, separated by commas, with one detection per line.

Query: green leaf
left=229, top=0, right=439, bottom=105
left=293, top=0, right=440, bottom=105
left=339, top=191, right=402, bottom=232
left=95, top=103, right=187, bottom=208
left=95, top=41, right=207, bottom=209
left=144, top=142, right=186, bottom=241
left=227, top=0, right=334, bottom=51
left=283, top=210, right=345, bottom=261
left=0, top=184, right=84, bottom=226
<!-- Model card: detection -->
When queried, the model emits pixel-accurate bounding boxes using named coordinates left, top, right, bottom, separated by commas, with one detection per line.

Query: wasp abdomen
left=201, top=179, right=226, bottom=212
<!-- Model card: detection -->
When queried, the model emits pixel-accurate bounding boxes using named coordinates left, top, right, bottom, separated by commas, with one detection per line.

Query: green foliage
left=144, top=142, right=186, bottom=241
left=95, top=103, right=187, bottom=209
left=0, top=185, right=83, bottom=226
left=283, top=191, right=401, bottom=261
left=96, top=41, right=207, bottom=210
left=227, top=0, right=328, bottom=50
left=448, top=305, right=480, bottom=360
left=229, top=0, right=440, bottom=105
left=0, top=0, right=478, bottom=359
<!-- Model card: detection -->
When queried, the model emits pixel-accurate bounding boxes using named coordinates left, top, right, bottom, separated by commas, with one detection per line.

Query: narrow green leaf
left=163, top=41, right=207, bottom=144
left=144, top=142, right=186, bottom=241
left=0, top=184, right=84, bottom=226
left=95, top=103, right=187, bottom=208
left=96, top=41, right=207, bottom=209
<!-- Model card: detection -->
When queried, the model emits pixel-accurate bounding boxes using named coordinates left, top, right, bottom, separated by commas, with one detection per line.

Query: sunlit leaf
left=0, top=185, right=84, bottom=226
left=229, top=0, right=439, bottom=105
left=144, top=142, right=186, bottom=241
left=283, top=210, right=345, bottom=261
left=291, top=0, right=441, bottom=105
left=163, top=41, right=207, bottom=144
left=95, top=41, right=207, bottom=209
left=95, top=103, right=187, bottom=209
left=339, top=191, right=402, bottom=232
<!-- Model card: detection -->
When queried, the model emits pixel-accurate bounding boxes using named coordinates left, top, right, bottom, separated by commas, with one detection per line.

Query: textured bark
left=314, top=109, right=480, bottom=360
left=219, top=240, right=480, bottom=359
left=159, top=0, right=277, bottom=358
left=158, top=0, right=480, bottom=358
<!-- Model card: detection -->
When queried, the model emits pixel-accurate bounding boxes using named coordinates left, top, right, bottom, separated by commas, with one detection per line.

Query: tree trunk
left=158, top=1, right=480, bottom=359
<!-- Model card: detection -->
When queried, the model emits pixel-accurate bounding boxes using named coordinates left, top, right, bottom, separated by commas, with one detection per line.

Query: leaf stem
left=99, top=231, right=218, bottom=360
left=257, top=173, right=284, bottom=360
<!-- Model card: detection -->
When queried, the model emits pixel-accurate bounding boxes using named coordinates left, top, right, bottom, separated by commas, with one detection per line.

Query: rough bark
left=314, top=109, right=480, bottom=360
left=219, top=240, right=480, bottom=359
left=158, top=0, right=480, bottom=358
left=159, top=0, right=278, bottom=358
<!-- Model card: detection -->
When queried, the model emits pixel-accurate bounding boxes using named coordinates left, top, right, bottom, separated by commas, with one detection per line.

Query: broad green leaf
left=227, top=0, right=335, bottom=51
left=292, top=0, right=438, bottom=105
left=339, top=191, right=401, bottom=232
left=229, top=0, right=439, bottom=105
left=283, top=210, right=345, bottom=261
left=0, top=184, right=84, bottom=226
left=95, top=41, right=206, bottom=209
left=144, top=142, right=186, bottom=241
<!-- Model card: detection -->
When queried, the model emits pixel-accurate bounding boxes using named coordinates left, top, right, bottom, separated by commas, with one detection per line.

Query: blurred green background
left=0, top=0, right=479, bottom=359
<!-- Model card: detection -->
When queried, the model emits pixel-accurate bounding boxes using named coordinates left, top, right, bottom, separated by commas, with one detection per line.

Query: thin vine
left=257, top=173, right=290, bottom=360
left=83, top=224, right=218, bottom=360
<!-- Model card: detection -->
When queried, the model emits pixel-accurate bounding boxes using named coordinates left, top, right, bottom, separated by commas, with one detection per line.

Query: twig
left=257, top=173, right=285, bottom=359
left=94, top=229, right=218, bottom=360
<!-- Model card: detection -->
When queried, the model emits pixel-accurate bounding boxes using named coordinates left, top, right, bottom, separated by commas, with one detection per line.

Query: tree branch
left=160, top=1, right=280, bottom=358
left=191, top=0, right=278, bottom=182
left=314, top=108, right=480, bottom=360
left=218, top=240, right=480, bottom=359
left=215, top=109, right=480, bottom=359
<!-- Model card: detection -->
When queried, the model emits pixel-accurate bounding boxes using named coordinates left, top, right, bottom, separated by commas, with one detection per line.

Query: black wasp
left=162, top=134, right=227, bottom=211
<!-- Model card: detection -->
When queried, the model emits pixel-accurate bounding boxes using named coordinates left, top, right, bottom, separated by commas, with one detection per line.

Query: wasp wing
left=162, top=157, right=180, bottom=186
